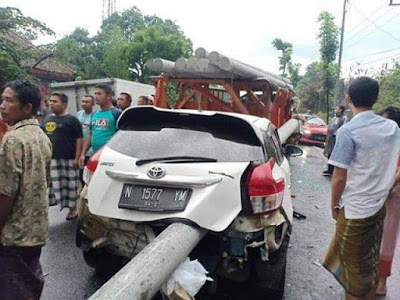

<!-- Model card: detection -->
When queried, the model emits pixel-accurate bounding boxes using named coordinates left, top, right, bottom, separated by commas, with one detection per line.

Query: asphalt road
left=40, top=145, right=400, bottom=299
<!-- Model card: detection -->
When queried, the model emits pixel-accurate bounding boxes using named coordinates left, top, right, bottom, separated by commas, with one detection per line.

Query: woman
left=377, top=106, right=400, bottom=295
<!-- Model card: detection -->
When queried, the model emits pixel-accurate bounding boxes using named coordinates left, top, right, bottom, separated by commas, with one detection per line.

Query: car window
left=264, top=126, right=283, bottom=165
left=109, top=110, right=265, bottom=163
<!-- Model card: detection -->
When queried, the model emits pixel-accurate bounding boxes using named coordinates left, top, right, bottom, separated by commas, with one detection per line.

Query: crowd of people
left=0, top=77, right=399, bottom=300
left=0, top=80, right=153, bottom=299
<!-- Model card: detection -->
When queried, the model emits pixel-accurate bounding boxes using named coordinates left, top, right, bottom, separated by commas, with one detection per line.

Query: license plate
left=118, top=184, right=191, bottom=212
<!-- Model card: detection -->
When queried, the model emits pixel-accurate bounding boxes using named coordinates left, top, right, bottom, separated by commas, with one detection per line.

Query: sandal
left=66, top=209, right=78, bottom=221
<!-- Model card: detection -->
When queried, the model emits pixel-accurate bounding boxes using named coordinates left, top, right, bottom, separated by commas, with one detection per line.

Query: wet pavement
left=40, top=145, right=400, bottom=299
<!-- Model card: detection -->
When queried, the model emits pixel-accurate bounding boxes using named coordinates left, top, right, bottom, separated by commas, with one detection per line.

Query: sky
left=3, top=0, right=400, bottom=77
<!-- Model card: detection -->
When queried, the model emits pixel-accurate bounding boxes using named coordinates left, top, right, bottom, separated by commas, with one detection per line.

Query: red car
left=299, top=117, right=327, bottom=147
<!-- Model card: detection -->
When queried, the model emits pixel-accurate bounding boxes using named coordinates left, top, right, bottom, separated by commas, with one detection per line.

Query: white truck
left=50, top=78, right=155, bottom=115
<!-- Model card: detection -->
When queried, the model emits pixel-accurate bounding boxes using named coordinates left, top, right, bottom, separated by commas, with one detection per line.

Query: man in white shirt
left=323, top=77, right=400, bottom=300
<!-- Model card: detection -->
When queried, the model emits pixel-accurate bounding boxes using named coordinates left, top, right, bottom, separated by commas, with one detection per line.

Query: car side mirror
left=284, top=145, right=303, bottom=157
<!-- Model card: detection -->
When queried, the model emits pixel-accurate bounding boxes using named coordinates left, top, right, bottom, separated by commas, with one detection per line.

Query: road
left=40, top=145, right=400, bottom=300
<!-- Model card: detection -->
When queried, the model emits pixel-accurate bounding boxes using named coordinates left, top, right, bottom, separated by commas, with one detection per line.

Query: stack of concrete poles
left=146, top=47, right=293, bottom=90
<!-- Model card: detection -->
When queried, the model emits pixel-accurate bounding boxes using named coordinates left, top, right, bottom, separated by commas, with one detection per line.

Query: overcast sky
left=3, top=0, right=400, bottom=76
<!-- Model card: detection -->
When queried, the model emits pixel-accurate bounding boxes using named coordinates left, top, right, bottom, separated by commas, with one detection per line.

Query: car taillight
left=248, top=158, right=285, bottom=215
left=83, top=148, right=103, bottom=185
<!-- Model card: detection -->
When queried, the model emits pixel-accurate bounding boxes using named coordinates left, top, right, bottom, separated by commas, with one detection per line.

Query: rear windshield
left=108, top=108, right=264, bottom=162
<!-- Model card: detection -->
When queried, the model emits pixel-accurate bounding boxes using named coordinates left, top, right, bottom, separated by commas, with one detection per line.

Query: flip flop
left=66, top=211, right=78, bottom=221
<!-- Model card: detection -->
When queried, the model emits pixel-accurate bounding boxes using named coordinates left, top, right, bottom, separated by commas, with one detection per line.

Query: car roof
left=119, top=106, right=271, bottom=127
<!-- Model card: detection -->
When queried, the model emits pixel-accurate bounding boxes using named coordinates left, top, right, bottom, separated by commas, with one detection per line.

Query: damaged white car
left=76, top=106, right=302, bottom=299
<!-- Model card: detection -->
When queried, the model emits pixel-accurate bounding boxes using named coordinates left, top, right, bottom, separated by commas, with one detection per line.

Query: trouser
left=0, top=245, right=44, bottom=300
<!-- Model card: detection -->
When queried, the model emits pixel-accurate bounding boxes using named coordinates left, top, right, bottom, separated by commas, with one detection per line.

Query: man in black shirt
left=44, top=93, right=83, bottom=220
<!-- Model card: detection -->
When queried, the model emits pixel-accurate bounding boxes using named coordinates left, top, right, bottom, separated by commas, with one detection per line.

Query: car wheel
left=252, top=237, right=289, bottom=300
left=83, top=248, right=125, bottom=277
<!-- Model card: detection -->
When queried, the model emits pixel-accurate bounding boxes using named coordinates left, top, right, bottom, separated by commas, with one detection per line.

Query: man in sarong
left=0, top=80, right=52, bottom=299
left=323, top=77, right=400, bottom=299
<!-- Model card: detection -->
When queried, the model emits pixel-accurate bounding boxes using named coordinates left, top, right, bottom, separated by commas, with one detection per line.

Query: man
left=44, top=93, right=83, bottom=220
left=323, top=77, right=400, bottom=300
left=322, top=105, right=348, bottom=176
left=79, top=83, right=121, bottom=168
left=76, top=95, right=95, bottom=158
left=137, top=95, right=153, bottom=106
left=0, top=80, right=52, bottom=299
left=0, top=113, right=7, bottom=141
left=117, top=92, right=132, bottom=111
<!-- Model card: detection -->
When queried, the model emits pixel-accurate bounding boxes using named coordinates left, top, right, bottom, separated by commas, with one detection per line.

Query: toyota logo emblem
left=147, top=166, right=166, bottom=179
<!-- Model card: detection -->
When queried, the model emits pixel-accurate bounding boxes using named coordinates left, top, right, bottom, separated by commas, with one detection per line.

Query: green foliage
left=272, top=38, right=293, bottom=76
left=97, top=25, right=130, bottom=79
left=317, top=12, right=339, bottom=65
left=54, top=27, right=103, bottom=79
left=101, top=7, right=145, bottom=42
left=126, top=19, right=193, bottom=82
left=375, top=62, right=400, bottom=111
left=317, top=11, right=340, bottom=122
left=0, top=7, right=54, bottom=85
left=287, top=62, right=301, bottom=89
left=297, top=62, right=323, bottom=113
left=53, top=8, right=192, bottom=83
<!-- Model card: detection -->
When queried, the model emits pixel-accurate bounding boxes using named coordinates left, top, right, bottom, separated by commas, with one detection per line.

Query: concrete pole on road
left=278, top=118, right=301, bottom=144
left=89, top=223, right=207, bottom=300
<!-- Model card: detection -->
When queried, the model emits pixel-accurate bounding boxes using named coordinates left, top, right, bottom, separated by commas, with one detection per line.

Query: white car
left=77, top=106, right=302, bottom=299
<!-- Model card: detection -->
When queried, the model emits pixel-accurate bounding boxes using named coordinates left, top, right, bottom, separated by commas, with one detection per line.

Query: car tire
left=82, top=248, right=125, bottom=277
left=252, top=237, right=289, bottom=300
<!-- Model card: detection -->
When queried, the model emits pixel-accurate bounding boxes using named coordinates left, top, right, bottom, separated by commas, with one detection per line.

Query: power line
left=345, top=0, right=388, bottom=39
left=344, top=46, right=400, bottom=61
left=344, top=11, right=400, bottom=50
left=345, top=7, right=392, bottom=43
left=353, top=51, right=400, bottom=66
left=347, top=2, right=400, bottom=43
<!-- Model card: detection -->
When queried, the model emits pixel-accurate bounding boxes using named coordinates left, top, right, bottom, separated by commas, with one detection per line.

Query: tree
left=288, top=62, right=302, bottom=89
left=54, top=27, right=103, bottom=79
left=0, top=7, right=54, bottom=84
left=317, top=11, right=340, bottom=122
left=376, top=61, right=400, bottom=111
left=101, top=7, right=145, bottom=42
left=126, top=19, right=193, bottom=82
left=97, top=24, right=130, bottom=79
left=297, top=62, right=324, bottom=112
left=272, top=38, right=293, bottom=76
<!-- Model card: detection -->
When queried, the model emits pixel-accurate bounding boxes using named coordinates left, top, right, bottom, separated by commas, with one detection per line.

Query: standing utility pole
left=334, top=0, right=348, bottom=106
left=102, top=0, right=116, bottom=21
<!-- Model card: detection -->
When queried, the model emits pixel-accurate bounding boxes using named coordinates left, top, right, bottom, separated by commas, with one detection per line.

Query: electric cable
left=345, top=0, right=388, bottom=38
left=347, top=2, right=400, bottom=43
left=353, top=51, right=400, bottom=66
left=345, top=8, right=392, bottom=44
left=344, top=11, right=400, bottom=50
left=344, top=45, right=400, bottom=61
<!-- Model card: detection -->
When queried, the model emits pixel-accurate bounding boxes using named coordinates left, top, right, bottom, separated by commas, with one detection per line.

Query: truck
left=50, top=78, right=155, bottom=115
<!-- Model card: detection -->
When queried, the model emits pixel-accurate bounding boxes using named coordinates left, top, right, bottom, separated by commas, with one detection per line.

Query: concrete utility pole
left=334, top=0, right=348, bottom=106
left=89, top=223, right=207, bottom=300
left=337, top=0, right=348, bottom=78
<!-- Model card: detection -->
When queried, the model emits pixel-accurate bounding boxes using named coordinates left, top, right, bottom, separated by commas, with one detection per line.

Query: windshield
left=306, top=118, right=326, bottom=126
left=108, top=108, right=265, bottom=163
